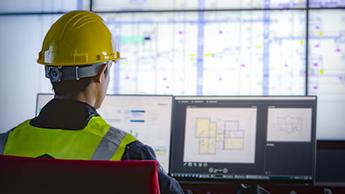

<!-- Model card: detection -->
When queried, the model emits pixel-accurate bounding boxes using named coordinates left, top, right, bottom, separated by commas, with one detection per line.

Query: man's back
left=0, top=99, right=183, bottom=194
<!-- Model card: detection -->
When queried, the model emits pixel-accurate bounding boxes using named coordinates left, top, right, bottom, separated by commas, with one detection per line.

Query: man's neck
left=54, top=92, right=96, bottom=108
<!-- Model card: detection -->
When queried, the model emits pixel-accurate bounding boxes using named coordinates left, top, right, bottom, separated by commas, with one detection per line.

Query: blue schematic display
left=309, top=10, right=345, bottom=139
left=103, top=10, right=306, bottom=95
left=93, top=0, right=307, bottom=10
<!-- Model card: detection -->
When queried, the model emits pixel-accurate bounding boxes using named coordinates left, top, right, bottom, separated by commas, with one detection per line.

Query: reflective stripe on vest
left=92, top=126, right=136, bottom=160
left=3, top=116, right=137, bottom=160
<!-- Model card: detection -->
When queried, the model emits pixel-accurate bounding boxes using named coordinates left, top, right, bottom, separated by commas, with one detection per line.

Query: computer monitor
left=36, top=94, right=173, bottom=172
left=170, top=96, right=317, bottom=183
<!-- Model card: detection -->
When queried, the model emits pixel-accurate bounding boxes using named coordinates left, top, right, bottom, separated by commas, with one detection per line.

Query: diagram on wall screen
left=102, top=10, right=306, bottom=96
left=267, top=108, right=312, bottom=142
left=183, top=107, right=257, bottom=163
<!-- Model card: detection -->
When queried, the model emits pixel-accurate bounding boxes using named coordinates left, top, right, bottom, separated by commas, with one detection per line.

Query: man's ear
left=95, top=64, right=107, bottom=83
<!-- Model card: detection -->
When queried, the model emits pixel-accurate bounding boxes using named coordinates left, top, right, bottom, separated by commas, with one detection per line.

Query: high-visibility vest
left=0, top=116, right=137, bottom=160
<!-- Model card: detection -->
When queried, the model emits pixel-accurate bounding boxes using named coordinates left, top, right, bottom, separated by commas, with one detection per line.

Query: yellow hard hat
left=37, top=10, right=119, bottom=66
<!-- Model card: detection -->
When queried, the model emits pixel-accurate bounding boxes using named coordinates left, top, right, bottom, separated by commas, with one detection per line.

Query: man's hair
left=51, top=64, right=110, bottom=96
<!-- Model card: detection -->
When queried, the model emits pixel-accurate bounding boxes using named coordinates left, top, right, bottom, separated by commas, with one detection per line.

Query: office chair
left=0, top=155, right=160, bottom=194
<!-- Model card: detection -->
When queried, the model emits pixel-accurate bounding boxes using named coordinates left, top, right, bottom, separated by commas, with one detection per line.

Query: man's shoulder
left=122, top=140, right=157, bottom=160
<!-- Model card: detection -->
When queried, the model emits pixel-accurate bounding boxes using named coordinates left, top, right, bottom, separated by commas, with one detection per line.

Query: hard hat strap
left=45, top=63, right=106, bottom=83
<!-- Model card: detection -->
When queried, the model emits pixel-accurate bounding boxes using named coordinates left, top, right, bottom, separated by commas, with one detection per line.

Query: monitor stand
left=236, top=183, right=270, bottom=194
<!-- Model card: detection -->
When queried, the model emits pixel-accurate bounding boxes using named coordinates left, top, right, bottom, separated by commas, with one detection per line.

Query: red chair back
left=0, top=155, right=160, bottom=194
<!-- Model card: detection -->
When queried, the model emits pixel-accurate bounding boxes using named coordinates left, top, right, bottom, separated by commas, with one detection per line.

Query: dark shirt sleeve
left=122, top=141, right=184, bottom=194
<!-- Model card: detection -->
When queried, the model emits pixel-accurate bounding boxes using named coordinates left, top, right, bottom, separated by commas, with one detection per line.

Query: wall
left=0, top=16, right=53, bottom=133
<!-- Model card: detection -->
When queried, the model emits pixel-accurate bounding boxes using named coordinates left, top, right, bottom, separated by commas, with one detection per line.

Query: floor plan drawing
left=195, top=118, right=246, bottom=155
left=184, top=107, right=257, bottom=163
left=267, top=108, right=312, bottom=142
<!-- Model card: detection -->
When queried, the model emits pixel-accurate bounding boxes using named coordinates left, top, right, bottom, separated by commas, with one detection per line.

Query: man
left=0, top=10, right=183, bottom=194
